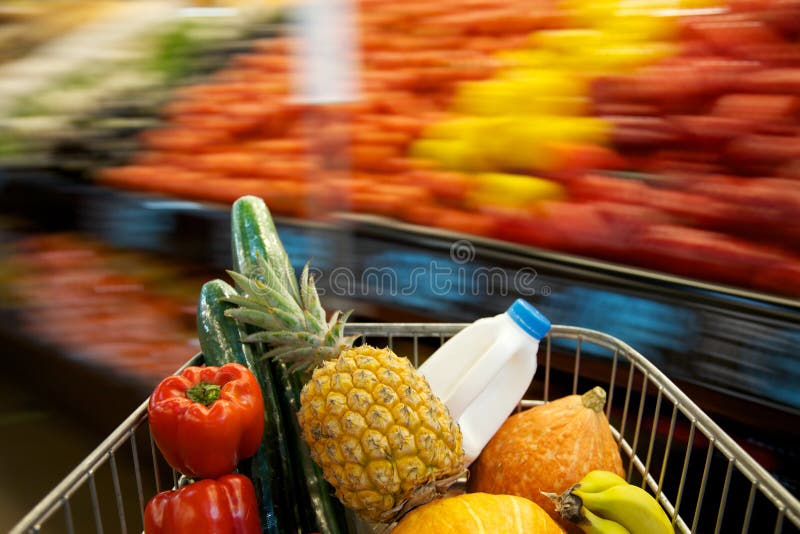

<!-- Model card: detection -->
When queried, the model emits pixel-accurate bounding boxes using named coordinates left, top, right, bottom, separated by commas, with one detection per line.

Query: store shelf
left=2, top=170, right=799, bottom=419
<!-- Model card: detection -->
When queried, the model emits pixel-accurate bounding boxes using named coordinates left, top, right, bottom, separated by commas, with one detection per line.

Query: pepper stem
left=186, top=382, right=221, bottom=406
left=581, top=386, right=607, bottom=412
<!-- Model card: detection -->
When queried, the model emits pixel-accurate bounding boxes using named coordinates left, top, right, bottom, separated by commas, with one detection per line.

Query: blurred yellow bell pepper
left=495, top=50, right=560, bottom=70
left=466, top=173, right=565, bottom=210
left=414, top=115, right=610, bottom=173
left=528, top=29, right=607, bottom=53
left=411, top=139, right=483, bottom=171
left=456, top=69, right=587, bottom=117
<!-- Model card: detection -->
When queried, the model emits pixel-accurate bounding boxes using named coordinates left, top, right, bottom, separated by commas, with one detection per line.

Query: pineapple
left=224, top=256, right=465, bottom=523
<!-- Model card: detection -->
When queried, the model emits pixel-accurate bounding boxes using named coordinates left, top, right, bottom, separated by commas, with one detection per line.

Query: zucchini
left=196, top=279, right=300, bottom=533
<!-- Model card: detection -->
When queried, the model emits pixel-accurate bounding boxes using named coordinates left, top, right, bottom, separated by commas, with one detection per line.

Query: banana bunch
left=544, top=470, right=674, bottom=534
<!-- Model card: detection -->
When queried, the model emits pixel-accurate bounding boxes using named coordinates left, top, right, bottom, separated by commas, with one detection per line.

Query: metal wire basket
left=11, top=324, right=800, bottom=534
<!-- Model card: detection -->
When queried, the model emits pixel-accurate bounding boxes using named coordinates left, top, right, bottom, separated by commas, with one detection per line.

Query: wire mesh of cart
left=11, top=323, right=800, bottom=534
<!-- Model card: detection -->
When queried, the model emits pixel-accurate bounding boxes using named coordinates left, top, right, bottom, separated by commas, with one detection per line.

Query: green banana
left=546, top=470, right=673, bottom=534
left=574, top=483, right=674, bottom=534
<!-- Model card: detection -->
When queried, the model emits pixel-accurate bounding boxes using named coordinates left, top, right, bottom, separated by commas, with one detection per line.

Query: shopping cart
left=11, top=324, right=800, bottom=534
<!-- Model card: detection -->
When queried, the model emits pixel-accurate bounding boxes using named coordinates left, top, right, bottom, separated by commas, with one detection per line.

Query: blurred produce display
left=1, top=233, right=203, bottom=385
left=0, top=0, right=114, bottom=66
left=100, top=0, right=539, bottom=214
left=2, top=0, right=796, bottom=298
left=0, top=1, right=278, bottom=166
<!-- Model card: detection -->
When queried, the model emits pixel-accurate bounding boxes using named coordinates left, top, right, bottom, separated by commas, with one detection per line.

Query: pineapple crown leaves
left=240, top=241, right=300, bottom=306
left=221, top=252, right=358, bottom=370
left=299, top=262, right=326, bottom=328
left=250, top=252, right=301, bottom=306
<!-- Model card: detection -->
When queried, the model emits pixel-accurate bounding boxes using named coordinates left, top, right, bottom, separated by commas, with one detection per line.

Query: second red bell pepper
left=144, top=473, right=260, bottom=534
left=148, top=363, right=264, bottom=478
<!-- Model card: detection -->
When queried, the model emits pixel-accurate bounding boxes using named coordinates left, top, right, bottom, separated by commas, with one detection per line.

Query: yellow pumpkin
left=392, top=492, right=566, bottom=534
left=468, top=387, right=624, bottom=527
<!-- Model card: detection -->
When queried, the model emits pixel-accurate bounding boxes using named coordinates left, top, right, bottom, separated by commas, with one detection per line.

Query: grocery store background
left=0, top=0, right=798, bottom=531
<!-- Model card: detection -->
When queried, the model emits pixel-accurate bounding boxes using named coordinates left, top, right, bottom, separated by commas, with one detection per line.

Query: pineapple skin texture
left=297, top=345, right=465, bottom=523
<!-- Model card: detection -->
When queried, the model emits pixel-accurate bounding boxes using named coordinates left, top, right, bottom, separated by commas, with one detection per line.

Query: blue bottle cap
left=507, top=299, right=551, bottom=340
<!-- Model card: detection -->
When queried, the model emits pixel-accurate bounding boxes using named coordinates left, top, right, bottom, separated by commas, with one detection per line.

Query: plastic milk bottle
left=417, top=299, right=551, bottom=465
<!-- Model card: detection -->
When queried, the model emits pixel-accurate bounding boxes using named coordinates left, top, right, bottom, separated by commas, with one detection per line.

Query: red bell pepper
left=148, top=363, right=264, bottom=478
left=144, top=473, right=261, bottom=534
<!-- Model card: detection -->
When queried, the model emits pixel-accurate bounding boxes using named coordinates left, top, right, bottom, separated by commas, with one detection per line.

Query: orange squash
left=468, top=387, right=624, bottom=526
left=392, top=493, right=566, bottom=534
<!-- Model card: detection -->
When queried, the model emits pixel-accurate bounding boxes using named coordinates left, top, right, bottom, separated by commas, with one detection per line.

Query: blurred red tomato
left=634, top=225, right=786, bottom=285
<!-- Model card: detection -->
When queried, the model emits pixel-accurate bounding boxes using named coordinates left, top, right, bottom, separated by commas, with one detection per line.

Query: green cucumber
left=228, top=199, right=313, bottom=532
left=252, top=362, right=305, bottom=532
left=231, top=195, right=299, bottom=299
left=196, top=279, right=300, bottom=533
left=273, top=360, right=349, bottom=534
left=197, top=279, right=256, bottom=368
left=230, top=196, right=352, bottom=533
